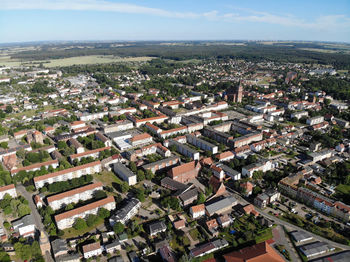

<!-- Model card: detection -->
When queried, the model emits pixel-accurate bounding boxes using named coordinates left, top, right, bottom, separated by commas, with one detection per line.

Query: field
left=336, top=184, right=350, bottom=195
left=0, top=55, right=153, bottom=68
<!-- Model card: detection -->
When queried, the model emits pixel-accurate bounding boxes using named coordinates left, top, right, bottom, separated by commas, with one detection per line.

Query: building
left=51, top=238, right=68, bottom=258
left=0, top=184, right=17, bottom=199
left=39, top=231, right=51, bottom=256
left=11, top=159, right=59, bottom=176
left=104, top=240, right=122, bottom=254
left=55, top=196, right=115, bottom=230
left=186, top=134, right=218, bottom=154
left=242, top=160, right=277, bottom=178
left=159, top=245, right=176, bottom=262
left=142, top=156, right=180, bottom=173
left=148, top=221, right=167, bottom=236
left=128, top=133, right=153, bottom=147
left=168, top=161, right=200, bottom=183
left=67, top=138, right=85, bottom=154
left=205, top=196, right=237, bottom=217
left=307, top=116, right=324, bottom=126
left=109, top=198, right=141, bottom=225
left=226, top=83, right=243, bottom=103
left=34, top=161, right=101, bottom=188
left=299, top=242, right=333, bottom=259
left=168, top=140, right=200, bottom=160
left=223, top=241, right=284, bottom=262
left=46, top=182, right=103, bottom=210
left=254, top=190, right=281, bottom=208
left=12, top=214, right=36, bottom=238
left=290, top=231, right=313, bottom=243
left=190, top=239, right=228, bottom=257
left=113, top=163, right=137, bottom=186
left=69, top=146, right=111, bottom=163
left=95, top=132, right=112, bottom=147
left=83, top=242, right=102, bottom=259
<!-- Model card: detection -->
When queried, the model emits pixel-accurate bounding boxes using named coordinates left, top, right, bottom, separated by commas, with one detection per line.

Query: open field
left=0, top=55, right=153, bottom=68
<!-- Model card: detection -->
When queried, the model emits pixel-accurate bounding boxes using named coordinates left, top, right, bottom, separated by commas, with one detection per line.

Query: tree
left=129, top=161, right=137, bottom=172
left=119, top=182, right=129, bottom=193
left=98, top=208, right=110, bottom=219
left=137, top=170, right=145, bottom=182
left=0, top=142, right=8, bottom=149
left=324, top=98, right=331, bottom=106
left=86, top=214, right=97, bottom=227
left=17, top=204, right=31, bottom=217
left=73, top=218, right=87, bottom=231
left=145, top=169, right=154, bottom=180
left=94, top=190, right=107, bottom=199
left=253, top=185, right=262, bottom=195
left=197, top=192, right=206, bottom=204
left=113, top=222, right=125, bottom=234
left=5, top=105, right=12, bottom=114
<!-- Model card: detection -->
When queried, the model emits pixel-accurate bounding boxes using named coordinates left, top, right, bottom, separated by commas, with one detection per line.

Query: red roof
left=11, top=159, right=58, bottom=175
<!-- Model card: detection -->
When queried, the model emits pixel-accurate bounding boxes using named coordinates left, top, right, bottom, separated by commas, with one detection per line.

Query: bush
left=73, top=218, right=87, bottom=231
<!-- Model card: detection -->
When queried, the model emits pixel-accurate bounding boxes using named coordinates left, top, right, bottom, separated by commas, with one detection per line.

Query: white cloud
left=1, top=0, right=350, bottom=31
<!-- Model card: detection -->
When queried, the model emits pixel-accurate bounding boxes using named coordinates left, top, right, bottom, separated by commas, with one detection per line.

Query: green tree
left=73, top=218, right=87, bottom=231
left=113, top=222, right=125, bottom=234
left=98, top=208, right=110, bottom=219
left=137, top=170, right=145, bottom=182
left=197, top=191, right=206, bottom=204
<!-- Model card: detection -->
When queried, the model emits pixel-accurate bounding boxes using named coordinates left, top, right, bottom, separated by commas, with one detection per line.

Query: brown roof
left=0, top=184, right=15, bottom=192
left=11, top=159, right=58, bottom=175
left=83, top=242, right=101, bottom=253
left=130, top=133, right=152, bottom=142
left=46, top=182, right=103, bottom=203
left=216, top=151, right=234, bottom=160
left=69, top=147, right=110, bottom=159
left=34, top=161, right=101, bottom=182
left=223, top=241, right=284, bottom=262
left=170, top=161, right=196, bottom=176
left=55, top=196, right=114, bottom=221
left=190, top=204, right=205, bottom=213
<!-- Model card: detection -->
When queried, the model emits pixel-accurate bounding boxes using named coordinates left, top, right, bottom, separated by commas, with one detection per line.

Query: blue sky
left=0, top=0, right=350, bottom=43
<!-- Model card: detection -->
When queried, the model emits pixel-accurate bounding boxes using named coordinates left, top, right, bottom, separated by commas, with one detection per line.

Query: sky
left=0, top=0, right=350, bottom=43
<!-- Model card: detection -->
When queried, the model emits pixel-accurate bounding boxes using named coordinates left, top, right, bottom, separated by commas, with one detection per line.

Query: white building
left=0, top=184, right=17, bottom=199
left=46, top=182, right=103, bottom=210
left=12, top=214, right=36, bottom=238
left=34, top=161, right=102, bottom=188
left=83, top=242, right=102, bottom=259
left=113, top=163, right=137, bottom=186
left=307, top=116, right=324, bottom=126
left=55, top=196, right=115, bottom=230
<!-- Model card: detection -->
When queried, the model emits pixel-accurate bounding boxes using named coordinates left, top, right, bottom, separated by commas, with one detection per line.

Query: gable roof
left=223, top=241, right=284, bottom=262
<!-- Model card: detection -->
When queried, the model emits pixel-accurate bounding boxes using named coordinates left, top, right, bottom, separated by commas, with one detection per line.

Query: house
left=177, top=188, right=198, bottom=206
left=242, top=204, right=259, bottom=217
left=95, top=132, right=112, bottom=147
left=215, top=151, right=235, bottom=162
left=128, top=133, right=153, bottom=147
left=0, top=184, right=17, bottom=199
left=51, top=238, right=68, bottom=258
left=104, top=240, right=122, bottom=254
left=223, top=241, right=284, bottom=262
left=217, top=214, right=232, bottom=228
left=168, top=140, right=200, bottom=160
left=148, top=221, right=167, bottom=236
left=34, top=161, right=102, bottom=188
left=109, top=198, right=141, bottom=225
left=189, top=204, right=205, bottom=219
left=307, top=116, right=324, bottom=126
left=240, top=182, right=253, bottom=197
left=113, top=163, right=137, bottom=186
left=190, top=239, right=228, bottom=257
left=55, top=196, right=116, bottom=230
left=46, top=182, right=103, bottom=210
left=12, top=214, right=36, bottom=238
left=83, top=242, right=102, bottom=259
left=168, top=161, right=200, bottom=183
left=67, top=138, right=85, bottom=154
left=159, top=245, right=176, bottom=262
left=242, top=160, right=277, bottom=178
left=206, top=218, right=219, bottom=236
left=205, top=196, right=237, bottom=217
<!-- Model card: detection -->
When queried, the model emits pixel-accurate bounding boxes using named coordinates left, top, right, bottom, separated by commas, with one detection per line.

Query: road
left=226, top=187, right=350, bottom=251
left=17, top=185, right=54, bottom=262
left=273, top=225, right=301, bottom=262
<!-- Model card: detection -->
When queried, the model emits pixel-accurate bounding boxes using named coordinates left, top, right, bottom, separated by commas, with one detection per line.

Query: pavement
left=273, top=225, right=301, bottom=262
left=17, top=185, right=54, bottom=262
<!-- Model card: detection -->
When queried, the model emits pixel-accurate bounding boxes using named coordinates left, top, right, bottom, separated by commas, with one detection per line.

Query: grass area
left=93, top=170, right=122, bottom=188
left=8, top=105, right=55, bottom=119
left=189, top=228, right=201, bottom=241
left=62, top=217, right=104, bottom=239
left=336, top=184, right=350, bottom=195
left=255, top=227, right=273, bottom=243
left=0, top=55, right=153, bottom=68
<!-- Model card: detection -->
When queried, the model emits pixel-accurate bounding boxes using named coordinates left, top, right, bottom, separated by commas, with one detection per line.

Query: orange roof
left=55, top=196, right=114, bottom=221
left=170, top=161, right=197, bottom=176
left=190, top=204, right=205, bottom=213
left=223, top=241, right=284, bottom=262
left=83, top=242, right=101, bottom=253
left=34, top=161, right=100, bottom=182
left=216, top=151, right=234, bottom=160
left=11, top=159, right=58, bottom=175
left=69, top=147, right=110, bottom=159
left=243, top=204, right=255, bottom=214
left=130, top=133, right=152, bottom=142
left=46, top=182, right=103, bottom=203
left=206, top=219, right=218, bottom=229
left=240, top=182, right=253, bottom=192
left=160, top=126, right=187, bottom=135
left=0, top=184, right=15, bottom=192
left=71, top=121, right=85, bottom=126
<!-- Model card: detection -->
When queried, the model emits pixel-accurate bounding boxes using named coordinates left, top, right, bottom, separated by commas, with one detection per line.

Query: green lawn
left=62, top=217, right=104, bottom=239
left=189, top=228, right=201, bottom=241
left=93, top=170, right=122, bottom=188
left=336, top=184, right=350, bottom=195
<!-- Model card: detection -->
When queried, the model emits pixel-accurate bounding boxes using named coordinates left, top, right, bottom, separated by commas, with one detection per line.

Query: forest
left=9, top=41, right=350, bottom=69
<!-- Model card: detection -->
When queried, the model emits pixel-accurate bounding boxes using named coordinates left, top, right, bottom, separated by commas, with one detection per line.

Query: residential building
left=113, top=163, right=137, bottom=186
left=142, top=156, right=180, bottom=173
left=83, top=242, right=102, bottom=259
left=148, top=221, right=167, bottom=236
left=0, top=184, right=17, bottom=199
left=34, top=161, right=102, bottom=188
left=46, top=182, right=103, bottom=210
left=12, top=214, right=36, bottom=238
left=55, top=196, right=115, bottom=230
left=168, top=140, right=200, bottom=160
left=69, top=146, right=111, bottom=163
left=205, top=196, right=237, bottom=216
left=109, top=198, right=141, bottom=225
left=168, top=161, right=200, bottom=183
left=299, top=242, right=334, bottom=259
left=11, top=159, right=59, bottom=176
left=186, top=134, right=218, bottom=154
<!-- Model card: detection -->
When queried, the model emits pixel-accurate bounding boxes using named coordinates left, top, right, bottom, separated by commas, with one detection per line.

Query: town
left=0, top=42, right=350, bottom=262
